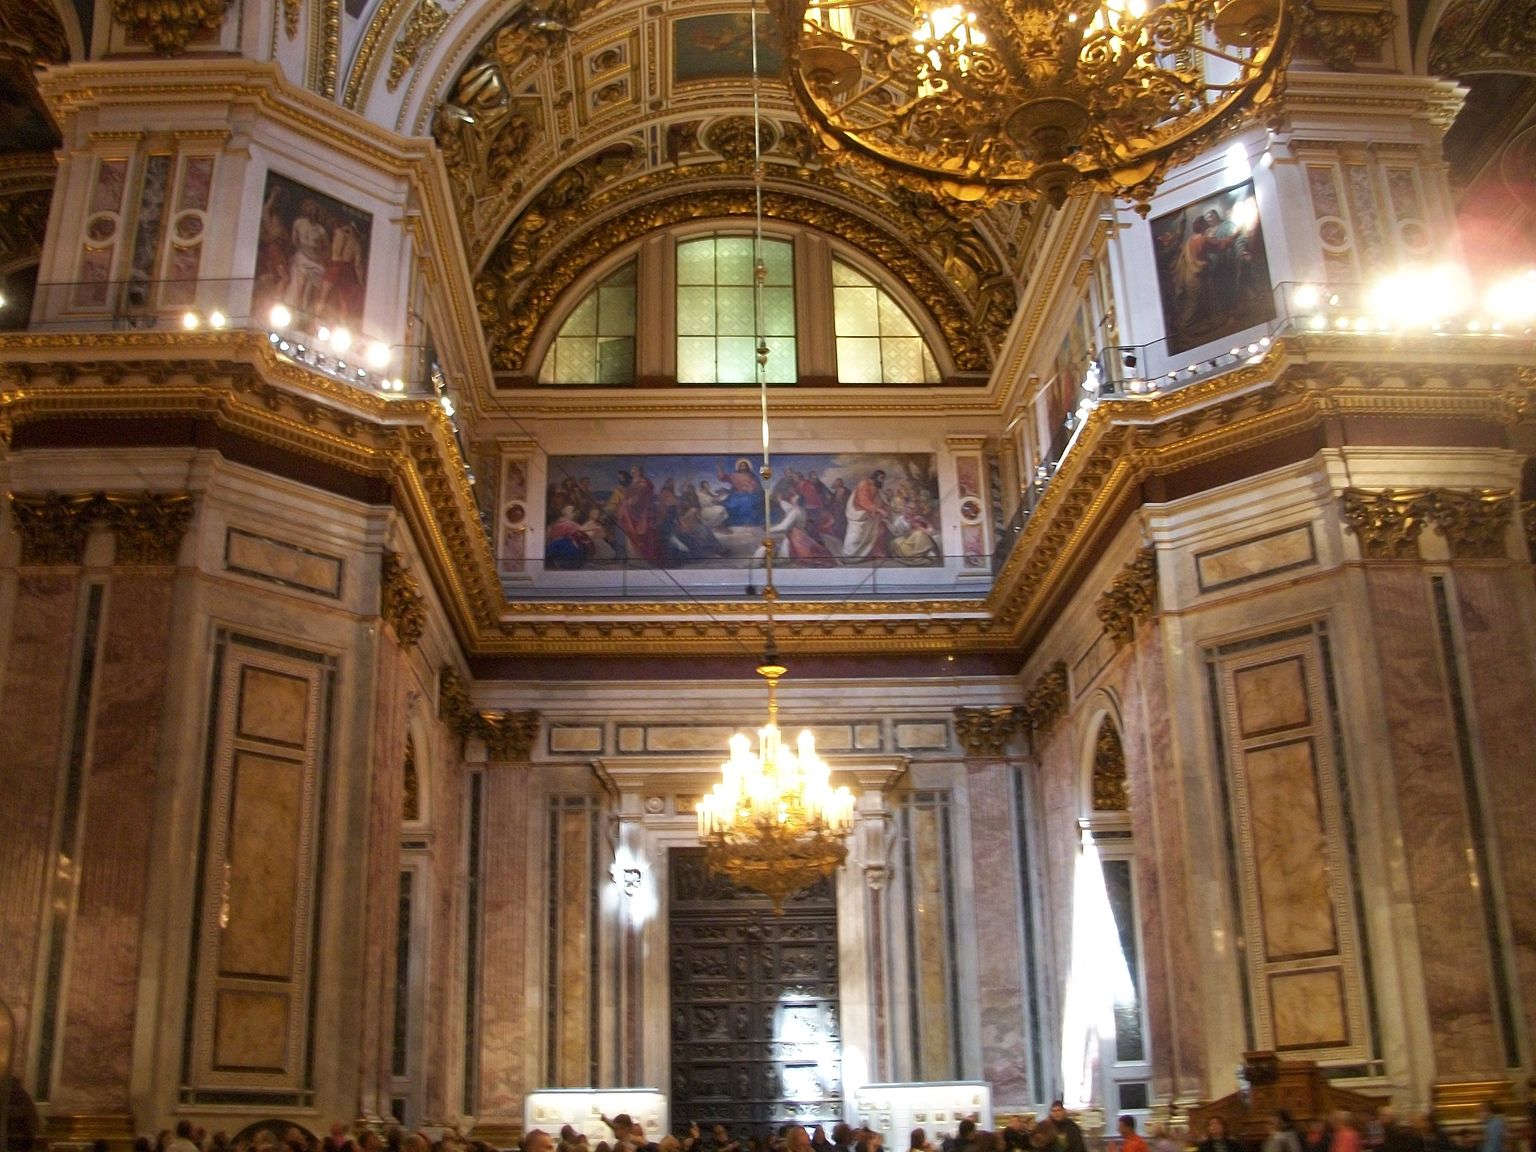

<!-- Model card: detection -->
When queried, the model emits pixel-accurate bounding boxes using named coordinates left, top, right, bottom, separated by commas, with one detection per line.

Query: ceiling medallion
left=773, top=0, right=1294, bottom=209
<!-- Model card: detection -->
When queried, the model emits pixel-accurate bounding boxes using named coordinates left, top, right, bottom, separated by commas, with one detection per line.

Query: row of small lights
left=266, top=304, right=409, bottom=393
left=1290, top=266, right=1536, bottom=335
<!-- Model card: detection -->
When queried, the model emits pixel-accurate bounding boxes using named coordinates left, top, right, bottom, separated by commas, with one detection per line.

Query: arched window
left=832, top=259, right=940, bottom=383
left=532, top=227, right=948, bottom=387
left=538, top=259, right=636, bottom=385
left=676, top=235, right=796, bottom=384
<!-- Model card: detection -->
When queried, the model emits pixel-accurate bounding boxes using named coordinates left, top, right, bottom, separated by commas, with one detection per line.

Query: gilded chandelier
left=774, top=0, right=1293, bottom=207
left=696, top=652, right=857, bottom=910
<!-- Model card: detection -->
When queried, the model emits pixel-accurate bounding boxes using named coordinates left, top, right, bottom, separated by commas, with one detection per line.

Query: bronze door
left=668, top=848, right=842, bottom=1137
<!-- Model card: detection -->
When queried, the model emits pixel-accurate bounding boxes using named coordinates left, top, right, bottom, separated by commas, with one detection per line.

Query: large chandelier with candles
left=696, top=0, right=857, bottom=911
left=772, top=0, right=1294, bottom=208
left=696, top=643, right=857, bottom=910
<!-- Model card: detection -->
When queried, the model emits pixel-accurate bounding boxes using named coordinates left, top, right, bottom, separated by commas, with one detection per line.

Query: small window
left=832, top=260, right=940, bottom=384
left=676, top=235, right=796, bottom=384
left=539, top=260, right=637, bottom=384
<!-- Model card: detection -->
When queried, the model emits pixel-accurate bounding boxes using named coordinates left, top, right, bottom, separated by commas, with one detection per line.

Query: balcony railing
left=20, top=278, right=427, bottom=396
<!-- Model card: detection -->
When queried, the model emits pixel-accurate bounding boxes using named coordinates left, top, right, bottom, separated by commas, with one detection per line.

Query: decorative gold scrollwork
left=1097, top=547, right=1158, bottom=648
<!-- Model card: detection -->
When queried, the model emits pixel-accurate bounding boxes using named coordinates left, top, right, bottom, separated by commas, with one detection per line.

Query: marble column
left=955, top=708, right=1031, bottom=1106
left=0, top=570, right=83, bottom=1069
left=475, top=749, right=534, bottom=1142
left=50, top=571, right=177, bottom=1120
left=1363, top=567, right=1506, bottom=1077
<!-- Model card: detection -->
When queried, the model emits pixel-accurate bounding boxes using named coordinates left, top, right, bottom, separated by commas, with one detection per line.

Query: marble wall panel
left=1245, top=741, right=1336, bottom=960
left=1365, top=568, right=1502, bottom=1075
left=52, top=573, right=173, bottom=1111
left=221, top=752, right=303, bottom=978
left=1195, top=523, right=1316, bottom=593
left=1269, top=968, right=1348, bottom=1050
left=1447, top=570, right=1536, bottom=1059
left=905, top=796, right=955, bottom=1079
left=552, top=800, right=597, bottom=1086
left=213, top=989, right=291, bottom=1069
left=965, top=763, right=1030, bottom=1103
left=895, top=722, right=948, bottom=750
left=1213, top=626, right=1368, bottom=1062
left=551, top=725, right=604, bottom=753
left=224, top=528, right=344, bottom=597
left=0, top=575, right=79, bottom=1054
left=238, top=666, right=310, bottom=745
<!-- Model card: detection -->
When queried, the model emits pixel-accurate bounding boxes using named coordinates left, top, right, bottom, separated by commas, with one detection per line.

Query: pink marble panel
left=1450, top=570, right=1536, bottom=1056
left=479, top=764, right=531, bottom=1116
left=0, top=575, right=81, bottom=1056
left=965, top=761, right=1030, bottom=1102
left=422, top=719, right=466, bottom=1121
left=53, top=574, right=173, bottom=1110
left=1365, top=568, right=1502, bottom=1075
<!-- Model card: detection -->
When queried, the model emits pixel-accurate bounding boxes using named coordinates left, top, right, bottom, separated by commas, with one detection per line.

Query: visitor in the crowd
left=1049, top=1103, right=1086, bottom=1152
left=1199, top=1118, right=1240, bottom=1152
left=1117, top=1115, right=1148, bottom=1152
left=1479, top=1102, right=1505, bottom=1152
left=1265, top=1112, right=1302, bottom=1152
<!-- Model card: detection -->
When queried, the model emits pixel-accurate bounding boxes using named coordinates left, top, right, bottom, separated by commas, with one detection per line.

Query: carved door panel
left=668, top=848, right=842, bottom=1136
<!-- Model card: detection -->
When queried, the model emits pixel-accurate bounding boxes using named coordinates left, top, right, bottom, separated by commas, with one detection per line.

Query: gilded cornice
left=954, top=706, right=1026, bottom=758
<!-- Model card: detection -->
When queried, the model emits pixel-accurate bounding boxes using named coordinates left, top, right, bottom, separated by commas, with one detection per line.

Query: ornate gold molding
left=1092, top=722, right=1129, bottom=811
left=1342, top=487, right=1514, bottom=560
left=282, top=0, right=299, bottom=39
left=381, top=551, right=428, bottom=650
left=8, top=491, right=193, bottom=565
left=1341, top=489, right=1428, bottom=562
left=953, top=706, right=1025, bottom=758
left=1097, top=548, right=1158, bottom=648
left=388, top=0, right=449, bottom=92
left=438, top=667, right=540, bottom=759
left=112, top=0, right=233, bottom=55
left=9, top=492, right=99, bottom=566
left=1297, top=4, right=1396, bottom=70
left=1022, top=661, right=1069, bottom=741
left=100, top=492, right=195, bottom=563
left=1426, top=488, right=1515, bottom=559
left=0, top=3, right=69, bottom=66
left=1522, top=501, right=1536, bottom=558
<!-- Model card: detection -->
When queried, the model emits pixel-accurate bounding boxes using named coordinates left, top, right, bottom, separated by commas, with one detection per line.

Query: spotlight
left=365, top=341, right=392, bottom=370
left=208, top=310, right=227, bottom=329
left=1485, top=269, right=1536, bottom=323
left=182, top=311, right=200, bottom=330
left=1291, top=284, right=1320, bottom=311
left=317, top=325, right=331, bottom=342
left=330, top=327, right=352, bottom=353
left=269, top=303, right=292, bottom=328
left=1122, top=352, right=1137, bottom=369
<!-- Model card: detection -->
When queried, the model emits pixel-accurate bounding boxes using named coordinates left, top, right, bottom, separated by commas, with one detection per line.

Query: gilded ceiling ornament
left=8, top=492, right=99, bottom=566
left=953, top=705, right=1026, bottom=757
left=0, top=189, right=53, bottom=268
left=1340, top=487, right=1431, bottom=559
left=381, top=550, right=428, bottom=649
left=1091, top=722, right=1129, bottom=811
left=707, top=116, right=776, bottom=167
left=1097, top=547, right=1158, bottom=648
left=283, top=0, right=300, bottom=39
left=0, top=2, right=70, bottom=65
left=1430, top=0, right=1536, bottom=75
left=1297, top=2, right=1395, bottom=70
left=1022, top=660, right=1069, bottom=740
left=100, top=491, right=195, bottom=564
left=388, top=0, right=449, bottom=91
left=1425, top=488, right=1514, bottom=560
left=112, top=0, right=233, bottom=55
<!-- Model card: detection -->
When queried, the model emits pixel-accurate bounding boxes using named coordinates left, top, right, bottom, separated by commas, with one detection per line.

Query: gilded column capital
left=101, top=491, right=195, bottom=564
left=112, top=0, right=233, bottom=54
left=9, top=492, right=99, bottom=566
left=1341, top=487, right=1431, bottom=560
left=1096, top=547, right=1158, bottom=648
left=953, top=705, right=1025, bottom=758
left=380, top=551, right=427, bottom=650
left=1425, top=488, right=1514, bottom=560
left=437, top=666, right=540, bottom=760
left=1297, top=5, right=1396, bottom=70
left=1022, top=660, right=1069, bottom=741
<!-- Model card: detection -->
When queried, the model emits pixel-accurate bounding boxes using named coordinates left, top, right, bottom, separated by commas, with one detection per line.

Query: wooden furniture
left=1188, top=1053, right=1390, bottom=1144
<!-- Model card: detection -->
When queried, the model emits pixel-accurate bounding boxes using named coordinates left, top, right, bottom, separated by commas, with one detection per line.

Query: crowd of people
left=114, top=1096, right=1527, bottom=1152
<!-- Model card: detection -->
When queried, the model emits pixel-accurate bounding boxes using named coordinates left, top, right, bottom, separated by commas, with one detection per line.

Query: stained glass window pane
left=539, top=259, right=637, bottom=384
left=831, top=260, right=864, bottom=287
left=556, top=340, right=596, bottom=383
left=675, top=235, right=795, bottom=383
left=677, top=336, right=717, bottom=383
left=835, top=285, right=879, bottom=336
left=881, top=337, right=924, bottom=381
left=597, top=336, right=634, bottom=383
left=837, top=338, right=881, bottom=384
left=878, top=293, right=918, bottom=336
left=677, top=286, right=717, bottom=335
left=677, top=238, right=716, bottom=284
left=563, top=293, right=597, bottom=336
left=598, top=285, right=635, bottom=336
